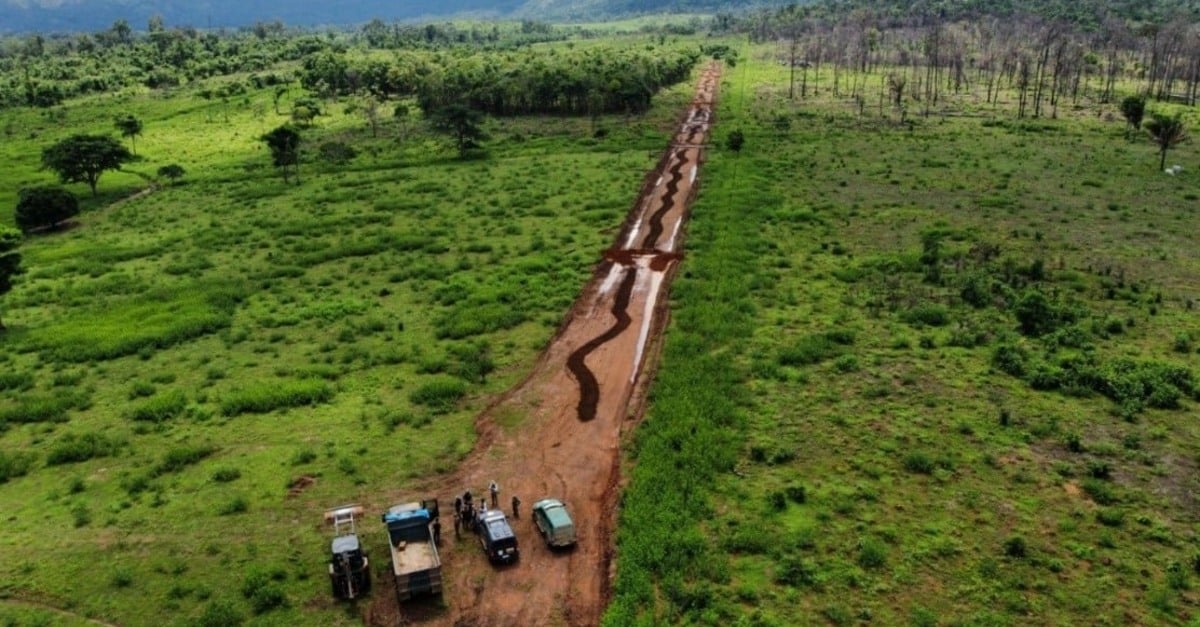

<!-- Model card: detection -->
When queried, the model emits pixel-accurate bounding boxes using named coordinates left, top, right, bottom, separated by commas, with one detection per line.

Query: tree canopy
left=429, top=104, right=487, bottom=158
left=14, top=186, right=80, bottom=233
left=1144, top=113, right=1189, bottom=171
left=40, top=134, right=133, bottom=196
left=114, top=115, right=144, bottom=155
left=260, top=125, right=302, bottom=182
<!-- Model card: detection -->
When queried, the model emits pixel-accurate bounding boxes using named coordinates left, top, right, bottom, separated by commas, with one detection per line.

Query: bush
left=211, top=468, right=241, bottom=483
left=220, top=379, right=333, bottom=416
left=15, top=185, right=79, bottom=233
left=154, top=445, right=217, bottom=476
left=775, top=554, right=818, bottom=587
left=1003, top=536, right=1027, bottom=558
left=992, top=343, right=1029, bottom=377
left=192, top=600, right=243, bottom=627
left=409, top=377, right=467, bottom=412
left=903, top=451, right=935, bottom=474
left=785, top=485, right=807, bottom=504
left=219, top=495, right=249, bottom=516
left=46, top=431, right=124, bottom=465
left=317, top=141, right=357, bottom=165
left=0, top=390, right=88, bottom=424
left=128, top=390, right=187, bottom=422
left=778, top=331, right=852, bottom=366
left=901, top=304, right=950, bottom=327
left=0, top=450, right=35, bottom=483
left=0, top=372, right=33, bottom=391
left=857, top=537, right=887, bottom=569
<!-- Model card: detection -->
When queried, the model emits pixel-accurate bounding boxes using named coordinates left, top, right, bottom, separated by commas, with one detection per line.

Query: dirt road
left=367, top=62, right=720, bottom=627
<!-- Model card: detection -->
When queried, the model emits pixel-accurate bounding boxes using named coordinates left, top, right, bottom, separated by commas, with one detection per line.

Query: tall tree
left=114, top=115, right=143, bottom=155
left=261, top=125, right=302, bottom=183
left=430, top=104, right=486, bottom=158
left=41, top=134, right=133, bottom=196
left=0, top=227, right=22, bottom=332
left=1144, top=113, right=1189, bottom=171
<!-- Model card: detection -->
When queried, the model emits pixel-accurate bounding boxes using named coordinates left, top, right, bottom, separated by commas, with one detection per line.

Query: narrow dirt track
left=366, top=62, right=720, bottom=627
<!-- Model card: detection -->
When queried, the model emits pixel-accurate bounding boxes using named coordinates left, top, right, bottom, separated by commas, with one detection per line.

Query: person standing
left=432, top=517, right=442, bottom=546
left=511, top=495, right=521, bottom=519
left=489, top=480, right=499, bottom=508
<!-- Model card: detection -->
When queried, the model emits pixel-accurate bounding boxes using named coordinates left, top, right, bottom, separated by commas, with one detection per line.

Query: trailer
left=382, top=499, right=443, bottom=602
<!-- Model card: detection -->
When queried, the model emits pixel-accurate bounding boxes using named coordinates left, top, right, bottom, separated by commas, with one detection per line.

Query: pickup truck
left=531, top=498, right=577, bottom=548
left=475, top=508, right=519, bottom=564
left=382, top=500, right=443, bottom=602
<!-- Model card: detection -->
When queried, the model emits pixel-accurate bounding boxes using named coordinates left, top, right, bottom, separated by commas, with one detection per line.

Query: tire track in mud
left=566, top=268, right=637, bottom=422
left=638, top=150, right=685, bottom=250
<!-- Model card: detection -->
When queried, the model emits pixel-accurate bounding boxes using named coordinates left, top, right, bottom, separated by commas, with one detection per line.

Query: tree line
left=300, top=45, right=701, bottom=116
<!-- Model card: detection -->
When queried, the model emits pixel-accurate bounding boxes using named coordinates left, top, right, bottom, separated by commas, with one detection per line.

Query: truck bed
left=389, top=540, right=439, bottom=575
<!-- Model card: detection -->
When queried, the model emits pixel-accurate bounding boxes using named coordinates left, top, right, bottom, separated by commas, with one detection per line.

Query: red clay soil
left=365, top=63, right=721, bottom=627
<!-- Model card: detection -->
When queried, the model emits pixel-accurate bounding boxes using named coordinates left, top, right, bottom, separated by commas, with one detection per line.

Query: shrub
left=15, top=185, right=79, bottom=233
left=409, top=377, right=467, bottom=412
left=110, top=569, right=134, bottom=588
left=832, top=354, right=859, bottom=373
left=778, top=331, right=852, bottom=366
left=72, top=503, right=91, bottom=528
left=211, top=468, right=241, bottom=483
left=219, top=496, right=249, bottom=515
left=1082, top=479, right=1120, bottom=505
left=317, top=141, right=357, bottom=165
left=154, top=445, right=217, bottom=476
left=785, top=485, right=807, bottom=504
left=1003, top=536, right=1027, bottom=558
left=242, top=568, right=287, bottom=613
left=220, top=379, right=333, bottom=416
left=1095, top=508, right=1125, bottom=527
left=992, top=343, right=1029, bottom=377
left=0, top=450, right=35, bottom=483
left=857, top=537, right=887, bottom=569
left=0, top=372, right=33, bottom=391
left=192, top=600, right=243, bottom=627
left=1174, top=333, right=1193, bottom=354
left=46, top=431, right=124, bottom=465
left=903, top=451, right=935, bottom=474
left=0, top=390, right=88, bottom=424
left=902, top=304, right=950, bottom=327
left=128, top=390, right=187, bottom=422
left=767, top=490, right=787, bottom=511
left=775, top=554, right=818, bottom=587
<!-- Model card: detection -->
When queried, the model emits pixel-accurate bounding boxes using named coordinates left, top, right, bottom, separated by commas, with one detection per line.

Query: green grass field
left=607, top=45, right=1200, bottom=625
left=0, top=36, right=698, bottom=626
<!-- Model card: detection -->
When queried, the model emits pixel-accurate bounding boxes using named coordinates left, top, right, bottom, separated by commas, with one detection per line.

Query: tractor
left=324, top=504, right=371, bottom=600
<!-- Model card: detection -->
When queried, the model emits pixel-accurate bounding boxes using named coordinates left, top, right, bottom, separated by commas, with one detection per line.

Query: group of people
left=450, top=480, right=521, bottom=538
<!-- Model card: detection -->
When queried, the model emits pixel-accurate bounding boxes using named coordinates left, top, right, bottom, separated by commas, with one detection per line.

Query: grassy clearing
left=609, top=44, right=1200, bottom=625
left=0, top=33, right=697, bottom=626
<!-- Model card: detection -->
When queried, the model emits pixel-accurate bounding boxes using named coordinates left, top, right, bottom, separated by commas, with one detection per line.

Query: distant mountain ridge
left=1, top=0, right=793, bottom=33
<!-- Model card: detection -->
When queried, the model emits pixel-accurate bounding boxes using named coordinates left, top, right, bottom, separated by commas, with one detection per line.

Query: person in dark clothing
left=432, top=517, right=442, bottom=545
left=453, top=510, right=461, bottom=538
left=489, top=481, right=499, bottom=508
left=511, top=495, right=521, bottom=519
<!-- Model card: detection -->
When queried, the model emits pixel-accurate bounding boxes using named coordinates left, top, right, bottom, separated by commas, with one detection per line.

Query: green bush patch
left=220, top=379, right=334, bottom=416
